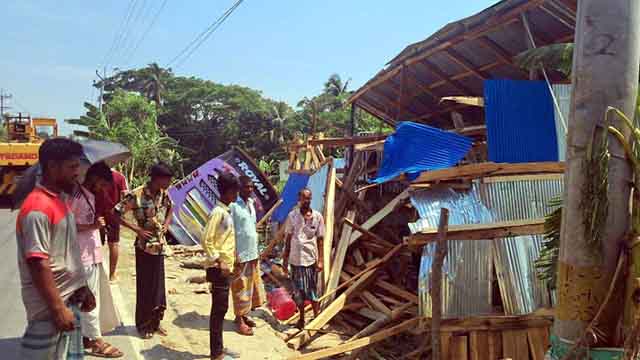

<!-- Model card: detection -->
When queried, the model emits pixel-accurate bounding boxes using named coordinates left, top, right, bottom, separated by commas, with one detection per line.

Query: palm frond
left=514, top=42, right=574, bottom=76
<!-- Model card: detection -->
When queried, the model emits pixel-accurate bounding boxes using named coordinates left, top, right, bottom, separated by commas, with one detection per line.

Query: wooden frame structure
left=348, top=0, right=577, bottom=129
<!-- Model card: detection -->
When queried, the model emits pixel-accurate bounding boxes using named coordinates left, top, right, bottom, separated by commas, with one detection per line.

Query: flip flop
left=86, top=341, right=124, bottom=358
left=155, top=326, right=168, bottom=337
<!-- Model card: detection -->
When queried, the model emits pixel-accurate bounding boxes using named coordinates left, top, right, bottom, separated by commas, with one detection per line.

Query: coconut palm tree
left=139, top=62, right=169, bottom=106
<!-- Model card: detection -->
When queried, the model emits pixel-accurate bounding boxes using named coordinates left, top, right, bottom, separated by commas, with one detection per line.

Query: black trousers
left=207, top=267, right=230, bottom=359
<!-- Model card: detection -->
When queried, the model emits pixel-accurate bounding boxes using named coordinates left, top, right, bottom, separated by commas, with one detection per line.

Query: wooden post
left=555, top=0, right=640, bottom=345
left=431, top=208, right=450, bottom=360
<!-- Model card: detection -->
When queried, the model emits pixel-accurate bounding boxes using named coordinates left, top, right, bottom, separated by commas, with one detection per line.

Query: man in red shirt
left=95, top=166, right=128, bottom=282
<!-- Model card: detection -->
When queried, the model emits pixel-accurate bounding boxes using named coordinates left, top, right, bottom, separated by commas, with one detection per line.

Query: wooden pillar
left=555, top=0, right=640, bottom=346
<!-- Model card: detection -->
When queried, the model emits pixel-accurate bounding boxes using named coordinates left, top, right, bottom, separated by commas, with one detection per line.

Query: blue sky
left=1, top=0, right=495, bottom=134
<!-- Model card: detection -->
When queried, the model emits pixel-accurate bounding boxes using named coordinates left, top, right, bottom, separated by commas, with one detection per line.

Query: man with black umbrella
left=16, top=138, right=97, bottom=359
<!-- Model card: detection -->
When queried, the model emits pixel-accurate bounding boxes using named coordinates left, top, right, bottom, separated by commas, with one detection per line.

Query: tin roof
left=349, top=0, right=577, bottom=130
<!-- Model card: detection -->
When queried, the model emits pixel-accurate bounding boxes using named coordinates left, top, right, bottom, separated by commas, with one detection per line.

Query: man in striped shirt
left=17, top=138, right=96, bottom=359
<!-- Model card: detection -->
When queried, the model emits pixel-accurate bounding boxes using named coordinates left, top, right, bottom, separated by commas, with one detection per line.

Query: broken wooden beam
left=431, top=208, right=449, bottom=360
left=349, top=189, right=410, bottom=245
left=288, top=318, right=421, bottom=360
left=256, top=199, right=283, bottom=228
left=408, top=219, right=546, bottom=247
left=289, top=135, right=389, bottom=150
left=410, top=162, right=565, bottom=184
left=323, top=163, right=337, bottom=286
left=343, top=218, right=395, bottom=248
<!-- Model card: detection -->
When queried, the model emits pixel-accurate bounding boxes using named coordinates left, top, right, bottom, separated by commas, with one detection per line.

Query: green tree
left=68, top=90, right=182, bottom=187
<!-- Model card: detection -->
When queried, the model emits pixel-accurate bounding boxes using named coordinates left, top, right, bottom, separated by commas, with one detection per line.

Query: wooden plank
left=527, top=327, right=549, bottom=360
left=361, top=291, right=392, bottom=317
left=309, top=145, right=321, bottom=169
left=502, top=330, right=518, bottom=359
left=357, top=308, right=387, bottom=321
left=488, top=331, right=502, bottom=360
left=256, top=199, right=283, bottom=228
left=322, top=164, right=336, bottom=286
left=325, top=211, right=356, bottom=306
left=376, top=280, right=419, bottom=304
left=469, top=331, right=490, bottom=360
left=303, top=147, right=312, bottom=170
left=438, top=314, right=553, bottom=332
left=288, top=318, right=420, bottom=360
left=431, top=208, right=449, bottom=360
left=450, top=335, right=469, bottom=360
left=408, top=219, right=546, bottom=247
left=411, top=162, right=565, bottom=184
left=289, top=135, right=389, bottom=149
left=288, top=261, right=382, bottom=349
left=344, top=218, right=395, bottom=248
left=502, top=330, right=529, bottom=360
left=482, top=173, right=564, bottom=183
left=440, top=332, right=453, bottom=360
left=349, top=189, right=410, bottom=245
left=353, top=249, right=365, bottom=266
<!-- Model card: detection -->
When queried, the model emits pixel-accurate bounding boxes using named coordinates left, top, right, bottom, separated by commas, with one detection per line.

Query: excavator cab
left=31, top=118, right=58, bottom=141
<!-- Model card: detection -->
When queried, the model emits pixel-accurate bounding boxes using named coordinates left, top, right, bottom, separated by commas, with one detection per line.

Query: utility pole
left=0, top=89, right=12, bottom=120
left=555, top=0, right=640, bottom=349
left=95, top=66, right=107, bottom=112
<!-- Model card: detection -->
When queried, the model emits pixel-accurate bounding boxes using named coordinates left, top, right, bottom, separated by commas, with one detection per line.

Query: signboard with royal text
left=167, top=148, right=278, bottom=245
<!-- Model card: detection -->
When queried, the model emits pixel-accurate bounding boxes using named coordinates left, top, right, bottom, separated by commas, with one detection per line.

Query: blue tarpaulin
left=370, top=121, right=473, bottom=184
left=272, top=172, right=309, bottom=223
left=271, top=163, right=330, bottom=223
left=484, top=80, right=559, bottom=163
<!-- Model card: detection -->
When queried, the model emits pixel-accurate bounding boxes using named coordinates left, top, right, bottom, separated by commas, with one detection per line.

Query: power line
left=103, top=0, right=138, bottom=68
left=124, top=0, right=168, bottom=67
left=168, top=0, right=245, bottom=69
left=116, top=0, right=151, bottom=67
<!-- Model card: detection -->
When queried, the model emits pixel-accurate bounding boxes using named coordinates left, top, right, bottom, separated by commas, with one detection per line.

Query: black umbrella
left=12, top=139, right=131, bottom=209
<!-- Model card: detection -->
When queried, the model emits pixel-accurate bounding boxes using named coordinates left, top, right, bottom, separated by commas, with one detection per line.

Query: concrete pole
left=555, top=0, right=640, bottom=346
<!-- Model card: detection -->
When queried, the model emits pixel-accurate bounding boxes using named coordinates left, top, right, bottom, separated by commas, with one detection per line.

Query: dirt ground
left=117, top=230, right=305, bottom=359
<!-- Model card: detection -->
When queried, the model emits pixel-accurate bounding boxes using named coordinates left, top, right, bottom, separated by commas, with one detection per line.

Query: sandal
left=155, top=326, right=168, bottom=336
left=244, top=316, right=256, bottom=328
left=140, top=331, right=153, bottom=339
left=85, top=340, right=124, bottom=358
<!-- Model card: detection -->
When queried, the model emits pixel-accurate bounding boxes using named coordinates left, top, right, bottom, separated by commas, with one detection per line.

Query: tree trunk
left=555, top=0, right=640, bottom=347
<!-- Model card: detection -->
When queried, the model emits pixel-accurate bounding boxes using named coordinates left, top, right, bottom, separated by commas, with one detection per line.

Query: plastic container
left=268, top=287, right=297, bottom=321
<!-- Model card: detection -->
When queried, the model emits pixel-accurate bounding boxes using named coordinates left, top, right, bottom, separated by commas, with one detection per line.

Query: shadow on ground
left=172, top=311, right=235, bottom=332
left=141, top=344, right=209, bottom=360
left=250, top=308, right=292, bottom=333
left=0, top=337, right=21, bottom=359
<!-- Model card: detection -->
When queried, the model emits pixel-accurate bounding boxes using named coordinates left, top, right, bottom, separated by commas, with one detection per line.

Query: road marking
left=109, top=283, right=145, bottom=360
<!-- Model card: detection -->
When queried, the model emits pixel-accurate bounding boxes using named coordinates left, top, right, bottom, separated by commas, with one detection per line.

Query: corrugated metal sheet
left=485, top=80, right=559, bottom=163
left=480, top=176, right=563, bottom=314
left=306, top=163, right=329, bottom=213
left=552, top=84, right=571, bottom=161
left=371, top=121, right=472, bottom=184
left=414, top=175, right=563, bottom=317
left=414, top=187, right=494, bottom=318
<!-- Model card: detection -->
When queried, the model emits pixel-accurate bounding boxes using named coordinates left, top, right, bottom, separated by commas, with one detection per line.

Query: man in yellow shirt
left=203, top=172, right=240, bottom=360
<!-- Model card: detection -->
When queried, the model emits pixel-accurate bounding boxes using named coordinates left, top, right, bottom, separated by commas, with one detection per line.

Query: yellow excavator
left=0, top=113, right=58, bottom=204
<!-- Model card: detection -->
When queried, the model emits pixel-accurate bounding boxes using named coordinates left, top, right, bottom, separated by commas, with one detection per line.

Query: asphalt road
left=0, top=209, right=141, bottom=359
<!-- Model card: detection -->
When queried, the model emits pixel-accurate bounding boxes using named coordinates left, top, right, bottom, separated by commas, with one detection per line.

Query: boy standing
left=203, top=173, right=240, bottom=360
left=70, top=163, right=123, bottom=358
left=283, top=188, right=325, bottom=330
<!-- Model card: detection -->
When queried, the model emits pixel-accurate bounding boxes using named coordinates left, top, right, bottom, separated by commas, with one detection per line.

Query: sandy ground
left=117, top=230, right=302, bottom=359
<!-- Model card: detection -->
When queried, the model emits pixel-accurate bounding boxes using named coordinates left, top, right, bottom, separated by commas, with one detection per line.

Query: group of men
left=16, top=137, right=326, bottom=360
left=203, top=174, right=325, bottom=359
left=17, top=138, right=129, bottom=359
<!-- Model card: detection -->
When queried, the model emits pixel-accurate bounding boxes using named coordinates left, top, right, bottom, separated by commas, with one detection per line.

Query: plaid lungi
left=21, top=303, right=84, bottom=360
left=290, top=263, right=319, bottom=305
left=231, top=259, right=266, bottom=317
